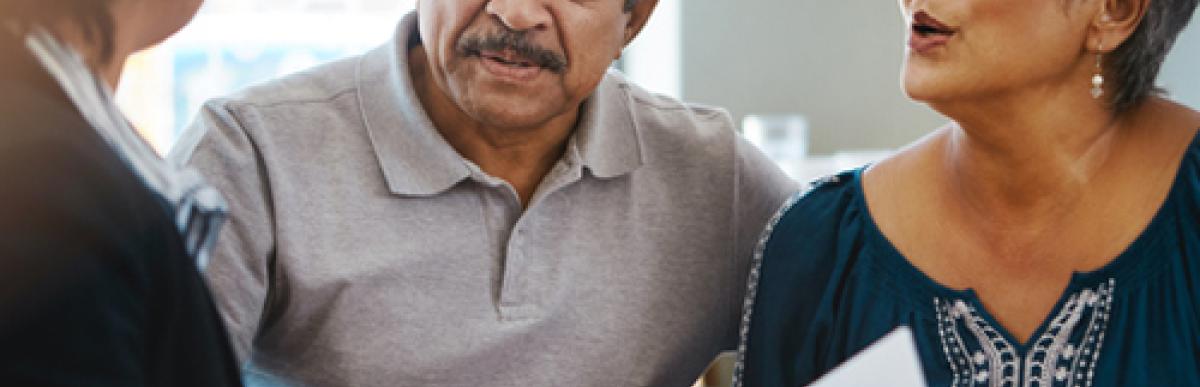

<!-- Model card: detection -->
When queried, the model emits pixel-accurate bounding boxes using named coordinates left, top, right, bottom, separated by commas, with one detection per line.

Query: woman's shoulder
left=763, top=134, right=941, bottom=263
left=1179, top=125, right=1200, bottom=217
left=1145, top=98, right=1200, bottom=187
left=770, top=169, right=864, bottom=245
left=755, top=168, right=868, bottom=286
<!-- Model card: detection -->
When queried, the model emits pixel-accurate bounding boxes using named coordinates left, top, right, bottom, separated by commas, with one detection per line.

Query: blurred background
left=112, top=1, right=1198, bottom=386
left=118, top=1, right=1200, bottom=173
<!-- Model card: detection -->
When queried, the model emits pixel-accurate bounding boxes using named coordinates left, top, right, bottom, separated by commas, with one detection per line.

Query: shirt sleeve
left=726, top=135, right=801, bottom=350
left=170, top=99, right=278, bottom=365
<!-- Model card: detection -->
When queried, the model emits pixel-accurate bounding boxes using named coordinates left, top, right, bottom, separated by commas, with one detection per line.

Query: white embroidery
left=935, top=279, right=1116, bottom=387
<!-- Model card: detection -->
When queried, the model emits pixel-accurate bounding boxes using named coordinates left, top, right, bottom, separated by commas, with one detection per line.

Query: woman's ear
left=1091, top=0, right=1151, bottom=52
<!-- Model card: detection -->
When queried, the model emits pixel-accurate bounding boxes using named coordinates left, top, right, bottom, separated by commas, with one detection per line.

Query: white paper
left=809, top=326, right=928, bottom=387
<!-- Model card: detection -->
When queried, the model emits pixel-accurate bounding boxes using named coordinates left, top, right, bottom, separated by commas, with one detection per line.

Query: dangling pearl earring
left=1091, top=45, right=1105, bottom=99
left=1092, top=14, right=1111, bottom=100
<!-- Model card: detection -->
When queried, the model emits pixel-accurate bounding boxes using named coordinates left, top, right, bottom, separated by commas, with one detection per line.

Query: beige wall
left=681, top=1, right=1200, bottom=155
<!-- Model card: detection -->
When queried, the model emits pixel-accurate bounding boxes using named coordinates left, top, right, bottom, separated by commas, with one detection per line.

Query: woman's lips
left=479, top=49, right=542, bottom=82
left=909, top=33, right=953, bottom=54
left=908, top=11, right=957, bottom=55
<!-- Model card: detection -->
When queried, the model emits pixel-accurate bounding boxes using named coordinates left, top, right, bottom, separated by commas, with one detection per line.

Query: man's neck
left=408, top=45, right=577, bottom=208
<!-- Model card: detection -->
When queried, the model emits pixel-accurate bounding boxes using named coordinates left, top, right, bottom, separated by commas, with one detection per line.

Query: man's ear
left=1091, top=0, right=1150, bottom=52
left=622, top=0, right=660, bottom=46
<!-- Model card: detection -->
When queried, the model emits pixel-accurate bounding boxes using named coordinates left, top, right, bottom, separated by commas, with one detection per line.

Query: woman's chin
left=901, top=77, right=972, bottom=106
left=901, top=84, right=942, bottom=104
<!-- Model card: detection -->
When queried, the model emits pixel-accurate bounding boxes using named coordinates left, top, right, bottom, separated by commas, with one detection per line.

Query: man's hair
left=1107, top=0, right=1199, bottom=112
left=0, top=0, right=117, bottom=63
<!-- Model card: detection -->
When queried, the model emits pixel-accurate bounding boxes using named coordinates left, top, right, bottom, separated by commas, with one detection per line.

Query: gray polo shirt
left=172, top=13, right=797, bottom=387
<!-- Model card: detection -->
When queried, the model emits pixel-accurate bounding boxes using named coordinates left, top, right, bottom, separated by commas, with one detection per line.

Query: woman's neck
left=937, top=87, right=1126, bottom=227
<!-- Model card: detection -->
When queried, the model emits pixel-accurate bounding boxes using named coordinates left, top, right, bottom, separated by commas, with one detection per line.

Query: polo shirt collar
left=573, top=70, right=645, bottom=179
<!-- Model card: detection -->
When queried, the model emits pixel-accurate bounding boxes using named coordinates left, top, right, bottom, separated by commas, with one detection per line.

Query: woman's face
left=897, top=0, right=1099, bottom=106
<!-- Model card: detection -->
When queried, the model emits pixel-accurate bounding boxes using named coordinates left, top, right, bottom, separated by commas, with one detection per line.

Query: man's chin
left=470, top=110, right=558, bottom=131
left=461, top=96, right=565, bottom=130
left=447, top=75, right=570, bottom=129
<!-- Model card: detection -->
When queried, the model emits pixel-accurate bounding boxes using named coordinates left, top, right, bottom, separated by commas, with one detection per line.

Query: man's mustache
left=458, top=30, right=568, bottom=74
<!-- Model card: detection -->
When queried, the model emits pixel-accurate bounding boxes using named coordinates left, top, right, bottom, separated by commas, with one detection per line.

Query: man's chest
left=251, top=182, right=740, bottom=385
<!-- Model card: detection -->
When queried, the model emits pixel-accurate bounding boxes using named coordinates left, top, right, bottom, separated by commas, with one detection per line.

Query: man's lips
left=478, top=49, right=543, bottom=82
left=480, top=49, right=537, bottom=68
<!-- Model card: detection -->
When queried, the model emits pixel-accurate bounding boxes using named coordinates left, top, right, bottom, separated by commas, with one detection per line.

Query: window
left=116, top=0, right=416, bottom=153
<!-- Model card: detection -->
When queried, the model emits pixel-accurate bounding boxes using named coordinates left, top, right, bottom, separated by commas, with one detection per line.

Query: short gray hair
left=1108, top=0, right=1198, bottom=112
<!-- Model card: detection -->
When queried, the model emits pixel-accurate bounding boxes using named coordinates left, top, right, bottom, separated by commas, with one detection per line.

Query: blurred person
left=0, top=0, right=242, bottom=386
left=738, top=0, right=1200, bottom=386
left=170, top=0, right=798, bottom=385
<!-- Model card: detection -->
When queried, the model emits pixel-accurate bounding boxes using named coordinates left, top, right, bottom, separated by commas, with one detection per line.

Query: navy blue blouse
left=737, top=132, right=1200, bottom=387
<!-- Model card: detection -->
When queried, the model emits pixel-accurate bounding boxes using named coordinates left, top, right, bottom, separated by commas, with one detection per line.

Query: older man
left=171, top=0, right=797, bottom=385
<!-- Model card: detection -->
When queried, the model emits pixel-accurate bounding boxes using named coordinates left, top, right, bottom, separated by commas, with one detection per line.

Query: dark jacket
left=0, top=31, right=243, bottom=387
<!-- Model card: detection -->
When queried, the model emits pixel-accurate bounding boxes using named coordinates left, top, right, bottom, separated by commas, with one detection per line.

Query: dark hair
left=624, top=0, right=638, bottom=12
left=0, top=0, right=117, bottom=63
left=1107, top=0, right=1199, bottom=112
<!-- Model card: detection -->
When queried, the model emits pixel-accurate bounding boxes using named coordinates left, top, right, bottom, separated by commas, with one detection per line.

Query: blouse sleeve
left=737, top=172, right=860, bottom=387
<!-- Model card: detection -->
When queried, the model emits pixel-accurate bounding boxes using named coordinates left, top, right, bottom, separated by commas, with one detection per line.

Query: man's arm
left=170, top=100, right=278, bottom=364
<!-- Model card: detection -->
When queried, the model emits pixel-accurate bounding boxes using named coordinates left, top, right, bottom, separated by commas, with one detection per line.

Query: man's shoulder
left=605, top=71, right=735, bottom=140
left=600, top=71, right=749, bottom=174
left=176, top=52, right=370, bottom=160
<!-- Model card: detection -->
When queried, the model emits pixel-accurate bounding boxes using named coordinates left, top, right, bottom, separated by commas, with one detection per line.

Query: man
left=171, top=0, right=797, bottom=385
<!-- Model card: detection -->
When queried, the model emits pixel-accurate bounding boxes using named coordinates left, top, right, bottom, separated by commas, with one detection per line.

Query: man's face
left=417, top=0, right=640, bottom=130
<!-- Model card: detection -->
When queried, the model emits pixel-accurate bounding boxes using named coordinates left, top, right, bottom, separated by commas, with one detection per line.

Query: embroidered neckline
left=935, top=278, right=1116, bottom=387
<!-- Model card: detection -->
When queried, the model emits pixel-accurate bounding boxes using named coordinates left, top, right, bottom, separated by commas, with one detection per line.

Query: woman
left=738, top=0, right=1199, bottom=386
left=0, top=1, right=241, bottom=385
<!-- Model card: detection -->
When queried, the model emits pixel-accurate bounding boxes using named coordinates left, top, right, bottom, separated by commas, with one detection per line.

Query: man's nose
left=485, top=0, right=552, bottom=32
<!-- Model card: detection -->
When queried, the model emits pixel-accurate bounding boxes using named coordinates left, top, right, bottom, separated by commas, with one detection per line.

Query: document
left=809, top=326, right=927, bottom=387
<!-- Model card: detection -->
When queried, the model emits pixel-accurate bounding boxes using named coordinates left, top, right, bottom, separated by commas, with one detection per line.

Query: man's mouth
left=457, top=32, right=568, bottom=75
left=476, top=49, right=544, bottom=81
left=480, top=49, right=539, bottom=69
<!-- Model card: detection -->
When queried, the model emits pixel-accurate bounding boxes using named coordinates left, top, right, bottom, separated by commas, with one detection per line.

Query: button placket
left=495, top=157, right=581, bottom=319
left=496, top=182, right=533, bottom=314
left=500, top=223, right=525, bottom=306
